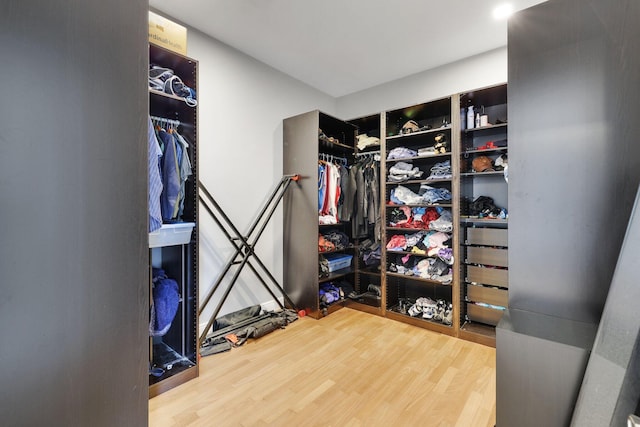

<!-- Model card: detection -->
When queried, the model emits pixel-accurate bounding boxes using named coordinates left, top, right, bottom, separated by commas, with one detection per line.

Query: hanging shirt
left=170, top=130, right=184, bottom=220
left=326, top=162, right=340, bottom=221
left=159, top=129, right=181, bottom=221
left=321, top=161, right=332, bottom=216
left=148, top=117, right=163, bottom=232
left=318, top=162, right=326, bottom=213
left=337, top=164, right=349, bottom=220
left=174, top=131, right=193, bottom=220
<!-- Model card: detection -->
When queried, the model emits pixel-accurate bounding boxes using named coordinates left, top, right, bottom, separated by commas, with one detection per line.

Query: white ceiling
left=149, top=0, right=547, bottom=97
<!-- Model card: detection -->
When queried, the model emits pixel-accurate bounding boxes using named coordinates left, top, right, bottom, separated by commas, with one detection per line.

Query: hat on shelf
left=472, top=155, right=494, bottom=172
left=400, top=120, right=419, bottom=135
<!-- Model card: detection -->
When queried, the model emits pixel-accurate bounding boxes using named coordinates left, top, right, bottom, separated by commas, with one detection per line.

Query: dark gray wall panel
left=497, top=309, right=597, bottom=427
left=0, top=1, right=148, bottom=426
left=572, top=187, right=640, bottom=425
left=500, top=0, right=640, bottom=424
left=507, top=0, right=640, bottom=324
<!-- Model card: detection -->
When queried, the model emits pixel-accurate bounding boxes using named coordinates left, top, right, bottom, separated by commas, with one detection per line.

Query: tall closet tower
left=148, top=43, right=200, bottom=397
left=283, top=110, right=358, bottom=318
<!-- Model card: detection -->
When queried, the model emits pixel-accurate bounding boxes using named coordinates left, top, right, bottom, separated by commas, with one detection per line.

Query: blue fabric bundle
left=150, top=268, right=180, bottom=336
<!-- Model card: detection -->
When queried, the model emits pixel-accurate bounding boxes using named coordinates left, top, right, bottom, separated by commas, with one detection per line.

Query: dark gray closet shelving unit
left=283, top=88, right=516, bottom=348
left=458, top=83, right=508, bottom=347
left=148, top=43, right=199, bottom=397
left=283, top=110, right=358, bottom=319
left=381, top=96, right=461, bottom=336
left=346, top=113, right=385, bottom=316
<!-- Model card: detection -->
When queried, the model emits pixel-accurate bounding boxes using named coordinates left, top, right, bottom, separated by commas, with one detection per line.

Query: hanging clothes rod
left=150, top=115, right=180, bottom=127
left=355, top=151, right=381, bottom=162
left=318, top=153, right=348, bottom=165
left=355, top=150, right=381, bottom=157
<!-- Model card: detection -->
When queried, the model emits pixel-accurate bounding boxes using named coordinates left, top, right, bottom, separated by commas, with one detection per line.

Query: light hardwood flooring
left=149, top=308, right=496, bottom=427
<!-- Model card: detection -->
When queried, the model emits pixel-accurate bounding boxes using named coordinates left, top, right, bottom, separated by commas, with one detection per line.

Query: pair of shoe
left=367, top=284, right=381, bottom=297
left=431, top=300, right=453, bottom=325
left=347, top=284, right=382, bottom=301
left=442, top=307, right=453, bottom=325
left=396, top=298, right=412, bottom=314
left=408, top=297, right=437, bottom=318
left=389, top=263, right=413, bottom=275
left=407, top=303, right=421, bottom=317
left=432, top=300, right=447, bottom=322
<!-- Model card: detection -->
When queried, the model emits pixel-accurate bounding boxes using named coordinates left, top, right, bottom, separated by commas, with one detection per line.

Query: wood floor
left=149, top=308, right=496, bottom=427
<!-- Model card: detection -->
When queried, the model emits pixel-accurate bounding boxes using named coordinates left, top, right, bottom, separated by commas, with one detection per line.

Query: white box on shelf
left=149, top=222, right=195, bottom=248
left=324, top=253, right=353, bottom=272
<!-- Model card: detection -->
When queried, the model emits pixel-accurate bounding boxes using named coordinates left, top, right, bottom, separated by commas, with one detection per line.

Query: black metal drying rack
left=197, top=174, right=299, bottom=345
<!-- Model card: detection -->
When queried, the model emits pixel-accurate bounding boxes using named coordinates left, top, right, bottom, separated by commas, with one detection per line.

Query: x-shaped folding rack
left=197, top=174, right=299, bottom=345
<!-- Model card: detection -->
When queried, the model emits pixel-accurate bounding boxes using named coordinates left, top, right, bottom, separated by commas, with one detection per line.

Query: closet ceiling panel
left=149, top=0, right=547, bottom=97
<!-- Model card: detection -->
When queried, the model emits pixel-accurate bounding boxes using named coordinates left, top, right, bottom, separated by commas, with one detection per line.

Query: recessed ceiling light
left=493, top=3, right=514, bottom=20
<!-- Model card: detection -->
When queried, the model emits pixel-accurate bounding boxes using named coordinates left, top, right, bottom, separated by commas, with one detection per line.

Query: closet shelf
left=386, top=309, right=454, bottom=331
left=321, top=299, right=347, bottom=316
left=460, top=171, right=506, bottom=178
left=318, top=138, right=353, bottom=151
left=319, top=266, right=355, bottom=283
left=459, top=321, right=496, bottom=345
left=460, top=217, right=508, bottom=224
left=318, top=246, right=356, bottom=255
left=386, top=125, right=452, bottom=140
left=149, top=222, right=195, bottom=248
left=386, top=203, right=453, bottom=208
left=149, top=88, right=194, bottom=104
left=386, top=178, right=452, bottom=185
left=357, top=267, right=382, bottom=276
left=385, top=271, right=452, bottom=286
left=319, top=221, right=350, bottom=227
left=463, top=122, right=507, bottom=133
left=345, top=298, right=382, bottom=311
left=386, top=250, right=445, bottom=259
left=385, top=153, right=451, bottom=163
left=386, top=226, right=451, bottom=232
left=462, top=147, right=508, bottom=155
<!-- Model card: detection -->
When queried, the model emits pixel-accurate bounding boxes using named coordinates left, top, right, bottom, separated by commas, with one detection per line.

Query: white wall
left=185, top=27, right=336, bottom=327
left=178, top=21, right=507, bottom=332
left=336, top=47, right=508, bottom=120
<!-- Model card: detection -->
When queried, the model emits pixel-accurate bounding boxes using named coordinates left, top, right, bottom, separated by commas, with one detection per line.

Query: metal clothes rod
left=355, top=150, right=381, bottom=156
left=318, top=153, right=348, bottom=165
left=150, top=115, right=180, bottom=128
